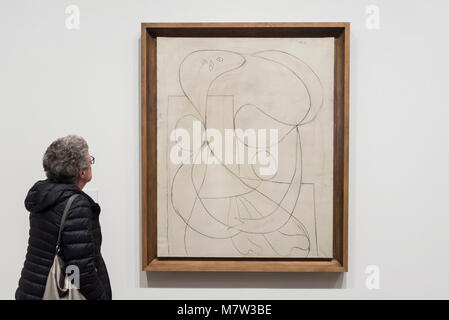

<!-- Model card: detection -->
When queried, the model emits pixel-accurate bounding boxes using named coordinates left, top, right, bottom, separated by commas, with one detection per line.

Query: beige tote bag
left=43, top=194, right=86, bottom=300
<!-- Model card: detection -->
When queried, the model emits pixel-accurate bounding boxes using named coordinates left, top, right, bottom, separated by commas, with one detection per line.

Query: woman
left=15, top=135, right=112, bottom=300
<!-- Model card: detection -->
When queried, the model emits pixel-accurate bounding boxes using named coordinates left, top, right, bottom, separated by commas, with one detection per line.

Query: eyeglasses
left=90, top=155, right=95, bottom=165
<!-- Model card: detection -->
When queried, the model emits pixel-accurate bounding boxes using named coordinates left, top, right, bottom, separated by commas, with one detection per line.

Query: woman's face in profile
left=82, top=153, right=93, bottom=183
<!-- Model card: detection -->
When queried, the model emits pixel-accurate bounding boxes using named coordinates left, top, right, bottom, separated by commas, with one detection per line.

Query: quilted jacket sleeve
left=60, top=197, right=107, bottom=300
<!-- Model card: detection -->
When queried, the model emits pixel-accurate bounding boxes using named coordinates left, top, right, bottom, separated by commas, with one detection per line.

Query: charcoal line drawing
left=158, top=38, right=334, bottom=258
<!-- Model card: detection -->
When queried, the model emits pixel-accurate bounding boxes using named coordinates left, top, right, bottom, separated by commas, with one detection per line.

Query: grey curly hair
left=43, top=135, right=90, bottom=184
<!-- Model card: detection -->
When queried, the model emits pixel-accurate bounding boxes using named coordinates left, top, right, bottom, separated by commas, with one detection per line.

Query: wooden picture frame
left=141, top=22, right=350, bottom=272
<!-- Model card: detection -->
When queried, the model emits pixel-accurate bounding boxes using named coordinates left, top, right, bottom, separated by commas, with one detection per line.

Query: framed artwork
left=141, top=22, right=349, bottom=272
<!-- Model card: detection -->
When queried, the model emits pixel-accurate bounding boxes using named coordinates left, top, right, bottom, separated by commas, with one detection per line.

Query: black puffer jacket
left=15, top=179, right=112, bottom=300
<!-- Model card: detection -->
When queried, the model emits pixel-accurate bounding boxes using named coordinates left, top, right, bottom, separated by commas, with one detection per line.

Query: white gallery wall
left=1, top=0, right=448, bottom=299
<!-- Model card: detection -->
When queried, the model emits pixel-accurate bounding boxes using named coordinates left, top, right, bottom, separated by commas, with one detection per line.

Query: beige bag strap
left=56, top=194, right=79, bottom=253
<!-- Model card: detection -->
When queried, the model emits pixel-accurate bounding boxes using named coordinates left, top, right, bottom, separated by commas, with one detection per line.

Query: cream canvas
left=156, top=37, right=334, bottom=258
